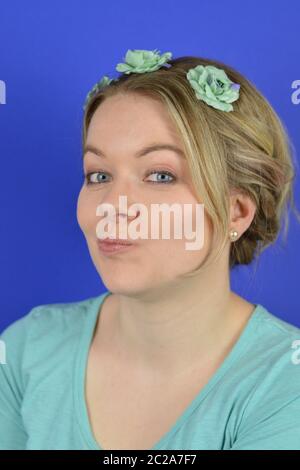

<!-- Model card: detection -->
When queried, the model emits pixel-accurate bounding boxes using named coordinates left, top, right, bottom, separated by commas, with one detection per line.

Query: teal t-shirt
left=1, top=290, right=300, bottom=450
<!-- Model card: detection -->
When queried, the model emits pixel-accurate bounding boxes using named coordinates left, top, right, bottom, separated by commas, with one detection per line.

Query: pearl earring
left=229, top=229, right=239, bottom=241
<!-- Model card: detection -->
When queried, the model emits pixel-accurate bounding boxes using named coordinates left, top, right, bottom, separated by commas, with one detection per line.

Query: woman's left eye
left=145, top=170, right=176, bottom=184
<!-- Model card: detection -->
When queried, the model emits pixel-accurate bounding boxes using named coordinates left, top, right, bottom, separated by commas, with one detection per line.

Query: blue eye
left=85, top=172, right=110, bottom=185
left=145, top=170, right=176, bottom=184
left=84, top=169, right=176, bottom=185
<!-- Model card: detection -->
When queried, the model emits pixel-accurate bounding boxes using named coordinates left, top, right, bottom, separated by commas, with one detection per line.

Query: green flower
left=116, top=49, right=172, bottom=74
left=186, top=65, right=240, bottom=112
left=83, top=75, right=113, bottom=110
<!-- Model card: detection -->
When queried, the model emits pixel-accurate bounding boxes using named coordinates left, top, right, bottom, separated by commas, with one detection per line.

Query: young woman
left=1, top=50, right=300, bottom=450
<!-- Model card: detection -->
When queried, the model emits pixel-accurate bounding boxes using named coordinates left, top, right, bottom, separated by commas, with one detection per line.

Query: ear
left=229, top=189, right=257, bottom=237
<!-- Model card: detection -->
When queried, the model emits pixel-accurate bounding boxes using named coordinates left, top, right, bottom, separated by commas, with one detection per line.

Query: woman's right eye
left=85, top=172, right=111, bottom=185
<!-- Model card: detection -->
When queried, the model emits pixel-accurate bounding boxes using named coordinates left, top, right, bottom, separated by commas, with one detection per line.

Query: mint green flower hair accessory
left=186, top=65, right=240, bottom=112
left=116, top=49, right=172, bottom=74
left=83, top=75, right=113, bottom=111
left=83, top=50, right=241, bottom=113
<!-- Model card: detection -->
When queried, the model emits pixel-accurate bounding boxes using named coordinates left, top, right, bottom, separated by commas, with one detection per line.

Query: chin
left=99, top=273, right=165, bottom=299
left=102, top=282, right=151, bottom=298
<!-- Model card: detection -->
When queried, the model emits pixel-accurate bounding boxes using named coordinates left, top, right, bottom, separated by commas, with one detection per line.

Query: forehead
left=86, top=93, right=182, bottom=146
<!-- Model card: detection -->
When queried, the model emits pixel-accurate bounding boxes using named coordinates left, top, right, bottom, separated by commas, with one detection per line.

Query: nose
left=96, top=178, right=141, bottom=229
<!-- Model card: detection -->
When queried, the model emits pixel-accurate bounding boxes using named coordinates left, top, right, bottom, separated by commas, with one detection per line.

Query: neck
left=98, top=264, right=255, bottom=378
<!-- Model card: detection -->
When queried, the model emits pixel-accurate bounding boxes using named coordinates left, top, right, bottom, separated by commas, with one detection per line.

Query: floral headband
left=83, top=48, right=240, bottom=113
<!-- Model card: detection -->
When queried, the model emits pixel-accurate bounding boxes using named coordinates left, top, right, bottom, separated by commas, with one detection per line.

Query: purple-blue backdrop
left=0, top=0, right=299, bottom=331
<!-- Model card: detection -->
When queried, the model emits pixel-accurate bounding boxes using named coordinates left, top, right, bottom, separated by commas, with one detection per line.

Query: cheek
left=138, top=207, right=210, bottom=275
left=76, top=188, right=95, bottom=234
left=165, top=204, right=212, bottom=267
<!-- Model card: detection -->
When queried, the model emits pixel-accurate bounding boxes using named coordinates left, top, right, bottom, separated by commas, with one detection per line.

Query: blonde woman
left=1, top=50, right=300, bottom=450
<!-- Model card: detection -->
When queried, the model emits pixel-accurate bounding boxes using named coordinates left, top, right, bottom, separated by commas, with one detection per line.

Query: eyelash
left=84, top=169, right=177, bottom=185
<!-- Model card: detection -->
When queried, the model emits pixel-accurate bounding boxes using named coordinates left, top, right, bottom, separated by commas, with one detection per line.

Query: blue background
left=0, top=0, right=299, bottom=331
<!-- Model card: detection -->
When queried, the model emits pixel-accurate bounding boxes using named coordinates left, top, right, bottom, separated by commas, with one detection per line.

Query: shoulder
left=244, top=303, right=300, bottom=384
left=1, top=294, right=102, bottom=344
left=0, top=294, right=105, bottom=384
left=256, top=303, right=300, bottom=333
left=253, top=304, right=300, bottom=359
left=231, top=304, right=300, bottom=448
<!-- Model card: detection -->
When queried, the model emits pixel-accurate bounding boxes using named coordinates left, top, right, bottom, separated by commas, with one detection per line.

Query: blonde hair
left=82, top=55, right=300, bottom=275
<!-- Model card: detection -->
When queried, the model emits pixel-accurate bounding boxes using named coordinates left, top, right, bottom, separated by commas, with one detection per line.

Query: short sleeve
left=230, top=390, right=300, bottom=449
left=0, top=308, right=38, bottom=450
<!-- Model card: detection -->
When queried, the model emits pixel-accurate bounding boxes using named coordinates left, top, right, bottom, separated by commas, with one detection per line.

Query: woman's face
left=77, top=93, right=214, bottom=296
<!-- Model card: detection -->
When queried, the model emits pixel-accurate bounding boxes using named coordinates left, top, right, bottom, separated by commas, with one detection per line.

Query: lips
left=98, top=238, right=134, bottom=245
left=97, top=237, right=136, bottom=255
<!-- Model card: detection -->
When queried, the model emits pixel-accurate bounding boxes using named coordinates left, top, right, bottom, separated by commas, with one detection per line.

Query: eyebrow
left=83, top=143, right=186, bottom=159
